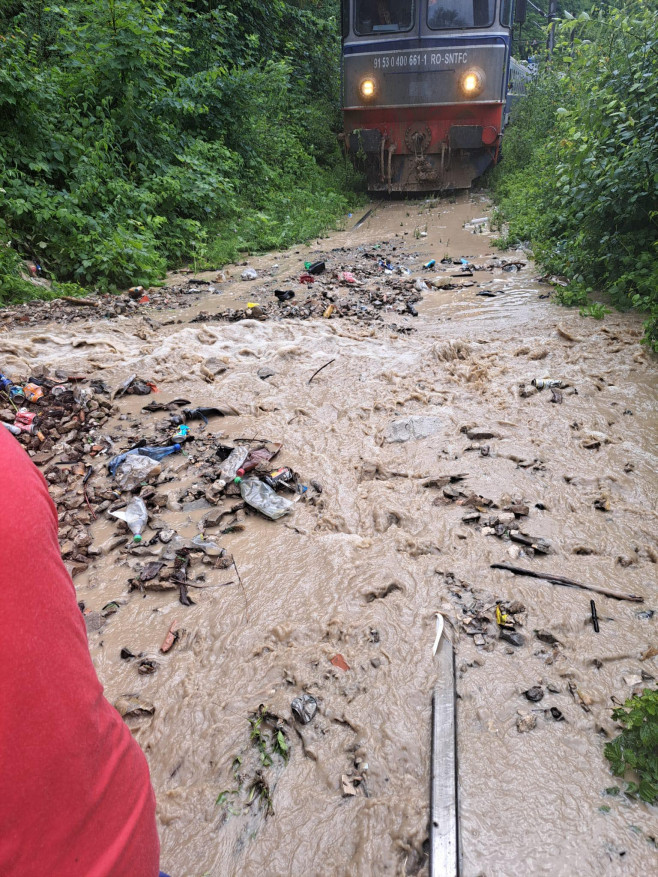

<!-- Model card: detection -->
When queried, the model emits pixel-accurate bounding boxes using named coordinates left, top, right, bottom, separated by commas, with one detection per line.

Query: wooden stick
left=308, top=358, right=335, bottom=385
left=233, top=558, right=249, bottom=621
left=430, top=637, right=458, bottom=877
left=61, top=296, right=99, bottom=307
left=491, top=563, right=643, bottom=603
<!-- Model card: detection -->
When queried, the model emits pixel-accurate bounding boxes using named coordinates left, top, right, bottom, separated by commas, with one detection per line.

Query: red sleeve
left=0, top=428, right=160, bottom=877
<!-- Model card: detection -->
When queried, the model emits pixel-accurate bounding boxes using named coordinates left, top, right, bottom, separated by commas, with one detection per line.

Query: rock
left=84, top=610, right=103, bottom=632
left=60, top=540, right=75, bottom=557
left=623, top=674, right=642, bottom=687
left=473, top=634, right=486, bottom=646
left=500, top=630, right=526, bottom=647
left=158, top=529, right=175, bottom=544
left=525, top=686, right=544, bottom=702
left=385, top=416, right=442, bottom=443
left=114, top=695, right=155, bottom=719
left=203, top=507, right=227, bottom=527
left=508, top=601, right=526, bottom=614
left=547, top=683, right=561, bottom=693
left=516, top=714, right=537, bottom=733
left=291, top=694, right=318, bottom=725
left=497, top=512, right=516, bottom=525
left=73, top=529, right=92, bottom=548
left=464, top=426, right=499, bottom=440
left=535, top=629, right=560, bottom=645
left=65, top=560, right=88, bottom=578
left=257, top=366, right=276, bottom=380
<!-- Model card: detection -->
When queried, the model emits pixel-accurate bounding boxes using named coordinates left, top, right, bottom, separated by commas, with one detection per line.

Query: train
left=341, top=0, right=527, bottom=191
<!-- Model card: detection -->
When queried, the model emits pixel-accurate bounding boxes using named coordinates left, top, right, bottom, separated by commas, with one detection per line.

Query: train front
left=341, top=0, right=513, bottom=191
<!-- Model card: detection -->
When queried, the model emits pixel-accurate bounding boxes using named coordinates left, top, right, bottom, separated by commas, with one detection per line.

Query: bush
left=605, top=688, right=658, bottom=804
left=0, top=1, right=359, bottom=298
left=492, top=2, right=658, bottom=350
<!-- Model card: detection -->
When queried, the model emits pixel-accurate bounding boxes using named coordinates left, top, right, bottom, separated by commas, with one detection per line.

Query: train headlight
left=459, top=68, right=485, bottom=98
left=359, top=78, right=376, bottom=100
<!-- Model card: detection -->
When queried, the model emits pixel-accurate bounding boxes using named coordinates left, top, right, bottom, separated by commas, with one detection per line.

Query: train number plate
left=372, top=51, right=469, bottom=71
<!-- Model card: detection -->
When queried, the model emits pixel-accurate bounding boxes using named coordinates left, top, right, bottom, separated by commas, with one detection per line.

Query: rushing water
left=5, top=194, right=657, bottom=876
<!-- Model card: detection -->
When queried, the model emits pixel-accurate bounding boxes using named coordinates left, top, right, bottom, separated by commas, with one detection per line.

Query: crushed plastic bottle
left=191, top=534, right=223, bottom=556
left=217, top=446, right=249, bottom=489
left=110, top=497, right=148, bottom=542
left=531, top=378, right=563, bottom=390
left=238, top=477, right=294, bottom=520
left=115, top=456, right=161, bottom=490
left=108, top=443, right=181, bottom=476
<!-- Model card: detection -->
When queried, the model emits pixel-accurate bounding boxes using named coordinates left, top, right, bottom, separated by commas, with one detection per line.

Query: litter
left=291, top=694, right=318, bottom=724
left=110, top=497, right=148, bottom=543
left=491, top=563, right=643, bottom=602
left=241, top=268, right=258, bottom=281
left=238, top=478, right=294, bottom=520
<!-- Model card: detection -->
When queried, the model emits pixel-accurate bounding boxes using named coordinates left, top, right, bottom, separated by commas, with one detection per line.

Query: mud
left=3, top=194, right=657, bottom=876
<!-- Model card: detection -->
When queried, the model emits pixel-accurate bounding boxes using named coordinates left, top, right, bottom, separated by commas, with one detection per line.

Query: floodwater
left=4, top=194, right=657, bottom=876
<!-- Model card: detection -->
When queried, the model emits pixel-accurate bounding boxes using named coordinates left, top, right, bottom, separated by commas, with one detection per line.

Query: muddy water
left=6, top=194, right=658, bottom=876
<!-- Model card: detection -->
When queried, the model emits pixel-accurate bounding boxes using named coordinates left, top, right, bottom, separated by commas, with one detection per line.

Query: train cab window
left=500, top=0, right=512, bottom=25
left=427, top=0, right=495, bottom=29
left=354, top=0, right=415, bottom=35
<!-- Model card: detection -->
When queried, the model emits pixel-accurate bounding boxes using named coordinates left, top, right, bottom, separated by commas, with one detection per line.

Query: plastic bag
left=239, top=478, right=294, bottom=520
left=115, top=456, right=161, bottom=491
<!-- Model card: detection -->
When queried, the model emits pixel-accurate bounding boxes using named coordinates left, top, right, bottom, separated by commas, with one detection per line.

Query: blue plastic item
left=108, top=443, right=181, bottom=475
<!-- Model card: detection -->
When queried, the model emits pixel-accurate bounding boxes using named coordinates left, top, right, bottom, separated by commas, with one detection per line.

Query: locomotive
left=341, top=0, right=526, bottom=191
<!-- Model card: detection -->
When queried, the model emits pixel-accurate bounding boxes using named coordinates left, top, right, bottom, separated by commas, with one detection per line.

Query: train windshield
left=427, top=0, right=495, bottom=29
left=354, top=0, right=416, bottom=35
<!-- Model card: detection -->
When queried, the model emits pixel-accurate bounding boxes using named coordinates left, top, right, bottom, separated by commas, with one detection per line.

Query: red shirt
left=0, top=428, right=160, bottom=876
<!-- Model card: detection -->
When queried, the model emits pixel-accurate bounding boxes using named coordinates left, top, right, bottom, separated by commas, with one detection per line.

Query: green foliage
left=604, top=688, right=658, bottom=804
left=0, top=1, right=356, bottom=299
left=493, top=1, right=658, bottom=350
left=580, top=302, right=610, bottom=319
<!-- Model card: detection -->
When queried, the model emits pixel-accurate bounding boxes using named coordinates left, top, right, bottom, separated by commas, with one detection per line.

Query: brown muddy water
left=3, top=194, right=657, bottom=876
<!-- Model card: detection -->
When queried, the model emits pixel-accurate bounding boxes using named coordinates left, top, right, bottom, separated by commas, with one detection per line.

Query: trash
left=0, top=373, right=13, bottom=392
left=338, top=271, right=357, bottom=284
left=2, top=422, right=22, bottom=436
left=217, top=446, right=249, bottom=488
left=113, top=374, right=156, bottom=398
left=415, top=279, right=429, bottom=292
left=299, top=273, right=315, bottom=284
left=241, top=267, right=258, bottom=281
left=114, top=695, right=155, bottom=719
left=120, top=648, right=136, bottom=660
left=238, top=478, right=294, bottom=520
left=23, top=383, right=44, bottom=402
left=160, top=618, right=180, bottom=653
left=531, top=378, right=563, bottom=390
left=330, top=654, right=350, bottom=671
left=110, top=497, right=148, bottom=543
left=323, top=304, right=335, bottom=318
left=423, top=260, right=436, bottom=269
left=385, top=416, right=442, bottom=443
left=341, top=775, right=359, bottom=797
left=549, top=707, right=565, bottom=722
left=183, top=405, right=238, bottom=423
left=291, top=694, right=318, bottom=725
left=308, top=358, right=335, bottom=385
left=236, top=445, right=280, bottom=478
left=516, top=714, right=537, bottom=732
left=305, top=261, right=325, bottom=275
left=491, top=562, right=643, bottom=602
left=263, top=467, right=293, bottom=489
left=14, top=409, right=36, bottom=433
left=590, top=600, right=600, bottom=633
left=525, top=686, right=544, bottom=702
left=114, top=455, right=162, bottom=490
left=191, top=534, right=222, bottom=556
left=137, top=659, right=158, bottom=675
left=127, top=286, right=145, bottom=299
left=173, top=424, right=190, bottom=441
left=509, top=532, right=551, bottom=554
left=274, top=290, right=295, bottom=302
left=108, top=443, right=181, bottom=476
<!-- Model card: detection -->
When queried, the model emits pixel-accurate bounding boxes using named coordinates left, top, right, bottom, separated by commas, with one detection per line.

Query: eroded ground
left=1, top=194, right=657, bottom=877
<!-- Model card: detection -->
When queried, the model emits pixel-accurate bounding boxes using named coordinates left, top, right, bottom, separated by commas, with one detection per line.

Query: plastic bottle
left=531, top=378, right=563, bottom=390
left=0, top=373, right=13, bottom=393
left=238, top=477, right=294, bottom=520
left=191, top=534, right=223, bottom=556
left=2, top=422, right=21, bottom=436
left=108, top=444, right=181, bottom=475
left=110, top=497, right=149, bottom=542
left=217, top=446, right=249, bottom=489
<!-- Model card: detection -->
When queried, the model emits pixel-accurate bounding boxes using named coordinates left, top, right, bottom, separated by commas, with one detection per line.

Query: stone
left=465, top=426, right=499, bottom=441
left=535, top=629, right=560, bottom=645
left=516, top=714, right=537, bottom=733
left=500, top=630, right=526, bottom=647
left=525, top=686, right=544, bottom=702
left=384, top=416, right=442, bottom=443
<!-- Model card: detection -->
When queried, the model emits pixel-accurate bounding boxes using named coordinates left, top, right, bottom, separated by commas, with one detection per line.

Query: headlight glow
left=359, top=78, right=376, bottom=100
left=459, top=68, right=485, bottom=98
